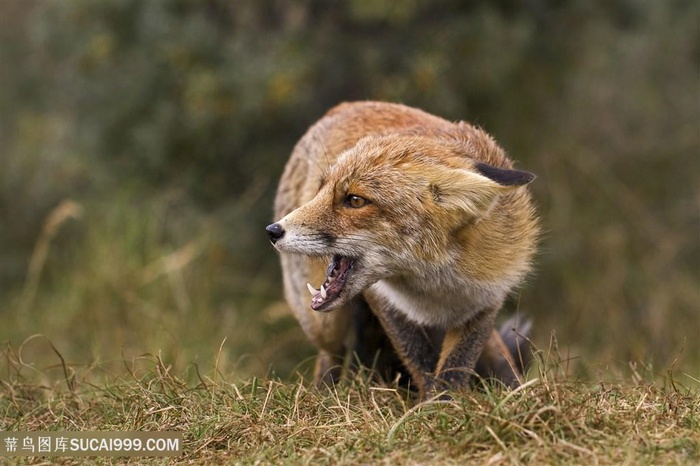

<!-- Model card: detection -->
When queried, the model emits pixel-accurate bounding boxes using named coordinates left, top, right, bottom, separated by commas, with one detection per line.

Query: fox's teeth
left=320, top=285, right=327, bottom=299
left=307, top=282, right=318, bottom=296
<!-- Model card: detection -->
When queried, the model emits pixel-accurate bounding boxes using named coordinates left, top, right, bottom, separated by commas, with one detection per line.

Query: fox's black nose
left=266, top=223, right=285, bottom=243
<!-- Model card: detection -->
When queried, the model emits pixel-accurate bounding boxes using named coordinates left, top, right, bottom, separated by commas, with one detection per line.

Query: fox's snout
left=266, top=223, right=285, bottom=244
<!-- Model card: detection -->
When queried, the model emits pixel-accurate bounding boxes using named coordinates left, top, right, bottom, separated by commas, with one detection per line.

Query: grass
left=2, top=341, right=698, bottom=465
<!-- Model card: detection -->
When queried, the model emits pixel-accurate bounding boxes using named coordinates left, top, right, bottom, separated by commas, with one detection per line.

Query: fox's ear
left=474, top=162, right=536, bottom=186
left=431, top=164, right=532, bottom=217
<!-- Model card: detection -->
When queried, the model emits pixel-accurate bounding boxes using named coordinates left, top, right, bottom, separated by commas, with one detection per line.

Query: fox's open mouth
left=307, top=255, right=356, bottom=311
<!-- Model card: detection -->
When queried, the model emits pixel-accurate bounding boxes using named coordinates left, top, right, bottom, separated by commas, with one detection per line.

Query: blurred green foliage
left=1, top=0, right=698, bottom=381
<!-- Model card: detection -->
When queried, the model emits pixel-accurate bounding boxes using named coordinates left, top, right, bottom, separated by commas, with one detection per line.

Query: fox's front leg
left=314, top=350, right=345, bottom=388
left=363, top=292, right=440, bottom=396
left=434, top=308, right=498, bottom=390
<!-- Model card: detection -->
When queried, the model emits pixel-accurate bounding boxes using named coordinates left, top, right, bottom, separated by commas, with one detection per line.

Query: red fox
left=267, top=101, right=538, bottom=396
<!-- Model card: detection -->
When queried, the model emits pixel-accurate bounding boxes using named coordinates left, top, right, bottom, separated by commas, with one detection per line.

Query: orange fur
left=269, top=101, right=538, bottom=396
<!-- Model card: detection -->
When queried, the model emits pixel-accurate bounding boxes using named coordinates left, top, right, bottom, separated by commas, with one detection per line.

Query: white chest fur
left=369, top=277, right=508, bottom=329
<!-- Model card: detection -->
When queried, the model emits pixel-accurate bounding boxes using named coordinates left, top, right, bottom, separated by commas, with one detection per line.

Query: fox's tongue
left=308, top=255, right=354, bottom=311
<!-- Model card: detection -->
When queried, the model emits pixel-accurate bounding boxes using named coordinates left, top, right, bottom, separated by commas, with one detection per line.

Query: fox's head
left=267, top=134, right=535, bottom=312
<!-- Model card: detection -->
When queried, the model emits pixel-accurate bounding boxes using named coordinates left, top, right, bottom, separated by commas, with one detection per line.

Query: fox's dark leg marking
left=363, top=291, right=441, bottom=396
left=350, top=298, right=409, bottom=386
left=434, top=307, right=498, bottom=391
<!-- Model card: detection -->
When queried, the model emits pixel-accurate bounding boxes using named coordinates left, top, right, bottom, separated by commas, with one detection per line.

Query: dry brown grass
left=1, top=341, right=697, bottom=465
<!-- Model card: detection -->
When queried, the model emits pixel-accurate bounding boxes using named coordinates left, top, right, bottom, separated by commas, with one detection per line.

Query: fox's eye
left=344, top=194, right=370, bottom=208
